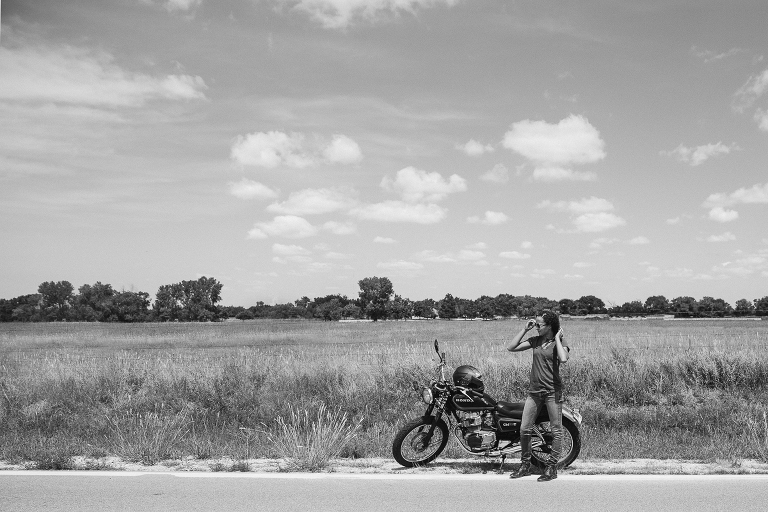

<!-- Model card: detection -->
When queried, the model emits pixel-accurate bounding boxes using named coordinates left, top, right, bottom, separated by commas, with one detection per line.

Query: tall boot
left=537, top=464, right=557, bottom=482
left=510, top=434, right=532, bottom=479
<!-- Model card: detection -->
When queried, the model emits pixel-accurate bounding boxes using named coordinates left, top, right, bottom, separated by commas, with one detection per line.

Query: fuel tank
left=450, top=391, right=497, bottom=411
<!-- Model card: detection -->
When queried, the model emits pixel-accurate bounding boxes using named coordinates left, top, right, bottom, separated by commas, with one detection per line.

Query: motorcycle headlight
left=421, top=387, right=434, bottom=404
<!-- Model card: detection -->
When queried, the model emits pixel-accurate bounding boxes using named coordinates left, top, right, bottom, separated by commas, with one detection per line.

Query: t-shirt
left=528, top=335, right=569, bottom=395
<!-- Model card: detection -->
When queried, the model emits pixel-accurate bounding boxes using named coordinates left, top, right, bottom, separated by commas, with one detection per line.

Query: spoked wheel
left=392, top=416, right=449, bottom=467
left=530, top=418, right=581, bottom=469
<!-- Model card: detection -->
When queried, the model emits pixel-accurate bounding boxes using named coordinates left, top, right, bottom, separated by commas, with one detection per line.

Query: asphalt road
left=2, top=472, right=768, bottom=512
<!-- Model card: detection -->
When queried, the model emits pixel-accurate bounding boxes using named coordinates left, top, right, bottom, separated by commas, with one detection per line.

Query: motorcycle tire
left=530, top=417, right=581, bottom=469
left=392, top=416, right=450, bottom=468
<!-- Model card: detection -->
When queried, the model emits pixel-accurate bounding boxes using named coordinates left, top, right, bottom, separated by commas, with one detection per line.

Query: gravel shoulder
left=2, top=457, right=767, bottom=475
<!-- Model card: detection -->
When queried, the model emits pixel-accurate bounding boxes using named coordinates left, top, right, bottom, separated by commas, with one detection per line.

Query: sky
left=1, top=0, right=767, bottom=308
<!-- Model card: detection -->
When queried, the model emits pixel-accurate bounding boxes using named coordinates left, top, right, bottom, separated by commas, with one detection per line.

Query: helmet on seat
left=452, top=365, right=484, bottom=393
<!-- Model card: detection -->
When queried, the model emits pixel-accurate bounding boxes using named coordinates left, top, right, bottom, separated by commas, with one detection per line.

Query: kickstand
left=495, top=454, right=507, bottom=474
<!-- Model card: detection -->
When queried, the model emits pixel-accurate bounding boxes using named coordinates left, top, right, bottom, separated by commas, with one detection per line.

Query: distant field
left=1, top=319, right=767, bottom=467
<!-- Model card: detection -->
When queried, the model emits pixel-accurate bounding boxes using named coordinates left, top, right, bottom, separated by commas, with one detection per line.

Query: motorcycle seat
left=495, top=401, right=524, bottom=420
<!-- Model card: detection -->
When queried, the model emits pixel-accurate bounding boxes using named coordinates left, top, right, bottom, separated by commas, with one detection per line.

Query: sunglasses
left=534, top=322, right=548, bottom=329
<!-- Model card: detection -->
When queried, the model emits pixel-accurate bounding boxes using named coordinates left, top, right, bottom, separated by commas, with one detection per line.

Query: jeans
left=520, top=391, right=562, bottom=466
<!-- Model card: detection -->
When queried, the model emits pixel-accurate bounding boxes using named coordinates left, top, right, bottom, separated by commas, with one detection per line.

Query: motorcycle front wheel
left=530, top=417, right=581, bottom=469
left=392, top=416, right=449, bottom=467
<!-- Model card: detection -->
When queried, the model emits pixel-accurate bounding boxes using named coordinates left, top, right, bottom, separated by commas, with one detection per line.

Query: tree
left=476, top=296, right=496, bottom=320
left=235, top=310, right=255, bottom=321
left=558, top=298, right=577, bottom=315
left=671, top=296, right=698, bottom=317
left=698, top=296, right=732, bottom=318
left=413, top=299, right=437, bottom=319
left=386, top=295, right=413, bottom=320
left=619, top=301, right=645, bottom=315
left=112, top=291, right=151, bottom=322
left=357, top=276, right=394, bottom=321
left=438, top=293, right=458, bottom=319
left=153, top=277, right=223, bottom=321
left=0, top=294, right=42, bottom=322
left=38, top=281, right=74, bottom=321
left=73, top=282, right=116, bottom=321
left=734, top=299, right=755, bottom=317
left=575, top=295, right=606, bottom=315
left=755, top=296, right=768, bottom=316
left=644, top=295, right=669, bottom=314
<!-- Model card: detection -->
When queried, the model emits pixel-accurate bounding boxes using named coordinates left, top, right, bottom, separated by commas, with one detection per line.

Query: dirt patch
left=2, top=457, right=767, bottom=475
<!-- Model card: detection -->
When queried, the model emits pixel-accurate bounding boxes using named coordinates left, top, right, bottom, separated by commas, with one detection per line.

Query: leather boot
left=509, top=461, right=532, bottom=479
left=537, top=464, right=557, bottom=482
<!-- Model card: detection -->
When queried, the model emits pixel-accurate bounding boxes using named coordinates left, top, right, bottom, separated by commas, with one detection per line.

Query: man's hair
left=541, top=309, right=560, bottom=333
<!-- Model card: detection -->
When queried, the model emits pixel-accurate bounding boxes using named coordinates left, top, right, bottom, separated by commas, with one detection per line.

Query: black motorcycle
left=392, top=340, right=582, bottom=472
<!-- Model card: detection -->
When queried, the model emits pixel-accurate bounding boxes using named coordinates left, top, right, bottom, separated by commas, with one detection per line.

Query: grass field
left=1, top=318, right=767, bottom=469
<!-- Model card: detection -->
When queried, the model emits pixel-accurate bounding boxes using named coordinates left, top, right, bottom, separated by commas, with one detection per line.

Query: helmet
left=452, top=365, right=484, bottom=392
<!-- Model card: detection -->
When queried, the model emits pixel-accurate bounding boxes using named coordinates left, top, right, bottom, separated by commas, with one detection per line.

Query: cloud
left=377, top=260, right=424, bottom=270
left=499, top=251, right=530, bottom=260
left=733, top=68, right=768, bottom=112
left=538, top=196, right=615, bottom=214
left=708, top=207, right=739, bottom=223
left=532, top=166, right=597, bottom=182
left=563, top=274, right=584, bottom=280
left=480, top=164, right=509, bottom=183
left=457, top=139, right=494, bottom=156
left=706, top=232, right=736, bottom=243
left=350, top=200, right=447, bottom=223
left=323, top=134, right=363, bottom=164
left=322, top=220, right=356, bottom=235
left=589, top=237, right=619, bottom=249
left=467, top=211, right=508, bottom=225
left=267, top=187, right=357, bottom=215
left=163, top=0, right=203, bottom=12
left=230, top=131, right=314, bottom=169
left=380, top=166, right=467, bottom=202
left=414, top=249, right=486, bottom=264
left=503, top=114, right=605, bottom=164
left=691, top=45, right=745, bottom=63
left=627, top=236, right=650, bottom=245
left=247, top=215, right=318, bottom=239
left=373, top=236, right=396, bottom=244
left=0, top=36, right=208, bottom=108
left=703, top=183, right=768, bottom=207
left=660, top=142, right=739, bottom=166
left=466, top=242, right=487, bottom=250
left=521, top=241, right=533, bottom=249
left=539, top=197, right=625, bottom=233
left=228, top=179, right=279, bottom=200
left=272, top=243, right=311, bottom=256
left=755, top=109, right=768, bottom=131
left=572, top=212, right=626, bottom=232
left=573, top=262, right=593, bottom=268
left=275, top=0, right=461, bottom=29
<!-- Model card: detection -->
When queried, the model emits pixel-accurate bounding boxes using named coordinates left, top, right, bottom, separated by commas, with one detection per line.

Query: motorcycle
left=392, top=339, right=582, bottom=472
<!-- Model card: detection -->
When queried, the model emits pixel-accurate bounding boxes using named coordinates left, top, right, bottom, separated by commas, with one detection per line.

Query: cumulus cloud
left=377, top=260, right=424, bottom=270
left=247, top=215, right=318, bottom=239
left=0, top=36, right=208, bottom=107
left=691, top=45, right=745, bottom=63
left=755, top=109, right=768, bottom=131
left=660, top=142, right=739, bottom=166
left=230, top=131, right=362, bottom=168
left=350, top=200, right=447, bottom=224
left=538, top=196, right=625, bottom=233
left=573, top=262, right=593, bottom=268
left=457, top=139, right=494, bottom=156
left=467, top=211, right=508, bottom=225
left=532, top=166, right=597, bottom=182
left=381, top=166, right=466, bottom=202
left=706, top=232, right=736, bottom=242
left=708, top=206, right=739, bottom=223
left=373, top=236, right=396, bottom=244
left=521, top=241, right=533, bottom=249
left=267, top=187, right=357, bottom=215
left=228, top=179, right=279, bottom=200
left=323, top=134, right=363, bottom=164
left=322, top=220, right=356, bottom=235
left=627, top=236, right=650, bottom=245
left=502, top=114, right=605, bottom=182
left=499, top=251, right=530, bottom=260
left=480, top=164, right=509, bottom=183
left=414, top=249, right=486, bottom=264
left=230, top=131, right=314, bottom=169
left=275, top=0, right=461, bottom=29
left=733, top=68, right=768, bottom=112
left=703, top=182, right=768, bottom=207
left=272, top=243, right=311, bottom=256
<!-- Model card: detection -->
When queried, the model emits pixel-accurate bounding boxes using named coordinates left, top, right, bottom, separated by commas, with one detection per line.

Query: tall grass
left=1, top=319, right=767, bottom=466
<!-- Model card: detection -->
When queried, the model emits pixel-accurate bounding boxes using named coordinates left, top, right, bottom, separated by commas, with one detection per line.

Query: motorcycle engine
left=457, top=411, right=496, bottom=450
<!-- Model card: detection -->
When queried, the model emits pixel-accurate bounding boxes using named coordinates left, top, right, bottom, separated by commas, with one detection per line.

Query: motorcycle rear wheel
left=530, top=417, right=581, bottom=469
left=392, top=416, right=449, bottom=468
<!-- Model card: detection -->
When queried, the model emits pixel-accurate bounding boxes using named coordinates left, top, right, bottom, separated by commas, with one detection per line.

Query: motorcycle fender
left=562, top=405, right=582, bottom=426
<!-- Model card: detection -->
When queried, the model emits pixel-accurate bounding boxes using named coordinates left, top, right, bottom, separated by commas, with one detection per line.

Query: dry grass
left=1, top=318, right=767, bottom=467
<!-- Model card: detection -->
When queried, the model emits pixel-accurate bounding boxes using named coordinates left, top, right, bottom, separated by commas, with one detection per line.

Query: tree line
left=1, top=276, right=767, bottom=323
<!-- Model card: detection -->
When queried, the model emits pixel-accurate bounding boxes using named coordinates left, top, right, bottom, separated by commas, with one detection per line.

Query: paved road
left=2, top=471, right=768, bottom=511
